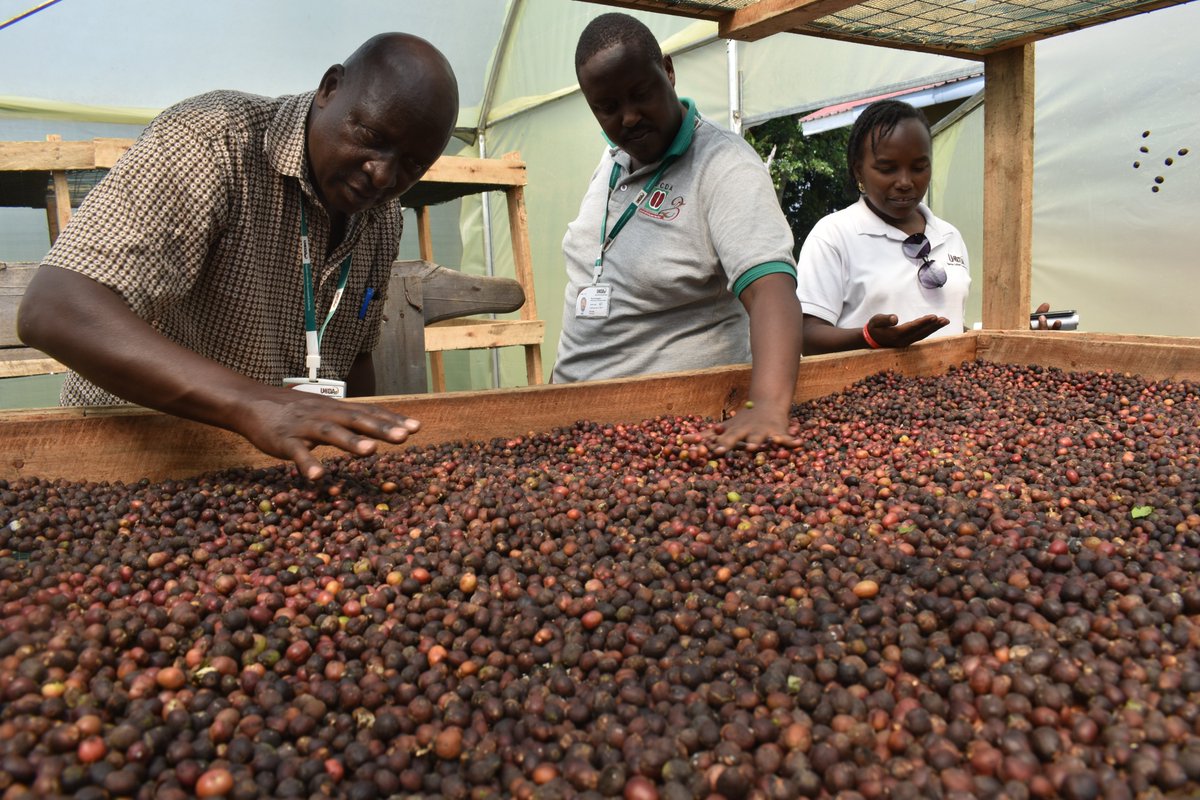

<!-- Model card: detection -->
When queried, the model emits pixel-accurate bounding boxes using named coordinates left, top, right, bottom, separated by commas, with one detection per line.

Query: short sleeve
left=795, top=220, right=848, bottom=325
left=41, top=113, right=228, bottom=322
left=702, top=145, right=796, bottom=292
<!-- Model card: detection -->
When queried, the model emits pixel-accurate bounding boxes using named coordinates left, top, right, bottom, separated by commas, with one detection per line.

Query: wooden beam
left=43, top=135, right=73, bottom=244
left=376, top=266, right=430, bottom=396
left=719, top=0, right=861, bottom=41
left=49, top=170, right=71, bottom=243
left=981, top=44, right=1034, bottom=331
left=93, top=138, right=133, bottom=168
left=506, top=178, right=538, bottom=324
left=0, top=140, right=101, bottom=171
left=1, top=262, right=39, bottom=348
left=976, top=331, right=1200, bottom=381
left=0, top=352, right=66, bottom=379
left=427, top=353, right=447, bottom=393
left=44, top=206, right=59, bottom=243
left=419, top=155, right=527, bottom=187
left=504, top=171, right=544, bottom=386
left=0, top=333, right=983, bottom=484
left=424, top=319, right=545, bottom=351
left=0, top=138, right=133, bottom=171
left=576, top=0, right=726, bottom=21
left=413, top=206, right=446, bottom=392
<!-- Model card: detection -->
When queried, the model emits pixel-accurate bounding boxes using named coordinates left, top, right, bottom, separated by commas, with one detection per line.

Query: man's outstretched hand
left=233, top=388, right=420, bottom=480
left=684, top=402, right=801, bottom=457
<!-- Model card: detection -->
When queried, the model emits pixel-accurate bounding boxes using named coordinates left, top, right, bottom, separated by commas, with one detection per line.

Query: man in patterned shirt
left=18, top=33, right=459, bottom=480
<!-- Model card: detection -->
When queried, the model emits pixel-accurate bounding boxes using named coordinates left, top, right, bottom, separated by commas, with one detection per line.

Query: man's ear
left=315, top=64, right=345, bottom=108
left=662, top=54, right=676, bottom=87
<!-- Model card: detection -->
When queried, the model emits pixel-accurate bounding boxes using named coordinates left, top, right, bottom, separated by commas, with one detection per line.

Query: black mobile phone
left=1029, top=309, right=1079, bottom=330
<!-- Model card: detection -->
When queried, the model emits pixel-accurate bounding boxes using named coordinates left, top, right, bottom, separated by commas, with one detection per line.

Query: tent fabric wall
left=738, top=36, right=976, bottom=125
left=927, top=1, right=1200, bottom=338
left=2, top=0, right=1198, bottom=404
left=1031, top=1, right=1199, bottom=337
left=929, top=101, right=985, bottom=329
left=0, top=97, right=158, bottom=124
left=0, top=0, right=507, bottom=127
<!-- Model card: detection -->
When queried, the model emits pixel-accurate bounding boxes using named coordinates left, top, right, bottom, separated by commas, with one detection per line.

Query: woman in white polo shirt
left=796, top=100, right=969, bottom=354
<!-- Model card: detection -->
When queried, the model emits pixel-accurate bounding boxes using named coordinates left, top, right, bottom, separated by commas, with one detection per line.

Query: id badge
left=575, top=284, right=612, bottom=318
left=283, top=377, right=347, bottom=399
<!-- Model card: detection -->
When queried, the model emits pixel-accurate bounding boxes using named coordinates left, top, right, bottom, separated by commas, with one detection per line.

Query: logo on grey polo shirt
left=639, top=184, right=686, bottom=222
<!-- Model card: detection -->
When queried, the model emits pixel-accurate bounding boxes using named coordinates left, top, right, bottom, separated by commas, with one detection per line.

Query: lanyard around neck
left=300, top=204, right=353, bottom=379
left=594, top=157, right=675, bottom=281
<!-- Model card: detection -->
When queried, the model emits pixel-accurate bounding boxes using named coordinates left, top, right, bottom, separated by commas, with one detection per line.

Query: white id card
left=283, top=377, right=347, bottom=399
left=575, top=284, right=612, bottom=318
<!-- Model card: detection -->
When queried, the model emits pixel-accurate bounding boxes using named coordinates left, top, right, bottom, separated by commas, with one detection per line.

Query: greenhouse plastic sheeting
left=1, top=0, right=1198, bottom=399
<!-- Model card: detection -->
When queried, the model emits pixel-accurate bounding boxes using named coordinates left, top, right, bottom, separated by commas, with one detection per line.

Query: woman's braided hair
left=846, top=99, right=931, bottom=190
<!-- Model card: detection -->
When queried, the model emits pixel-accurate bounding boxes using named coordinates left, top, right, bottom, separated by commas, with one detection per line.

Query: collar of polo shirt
left=603, top=97, right=700, bottom=169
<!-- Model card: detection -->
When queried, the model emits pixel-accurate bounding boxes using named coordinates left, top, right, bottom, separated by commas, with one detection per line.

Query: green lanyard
left=300, top=204, right=352, bottom=379
left=594, top=157, right=676, bottom=282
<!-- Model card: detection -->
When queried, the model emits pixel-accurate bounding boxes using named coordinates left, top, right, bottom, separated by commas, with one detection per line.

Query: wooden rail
left=7, top=331, right=1200, bottom=484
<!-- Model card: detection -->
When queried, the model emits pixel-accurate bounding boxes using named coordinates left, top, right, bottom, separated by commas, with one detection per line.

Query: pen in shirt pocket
left=358, top=286, right=376, bottom=319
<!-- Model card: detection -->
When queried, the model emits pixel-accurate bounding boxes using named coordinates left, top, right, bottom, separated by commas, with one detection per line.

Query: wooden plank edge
left=0, top=335, right=978, bottom=484
left=12, top=330, right=1200, bottom=484
left=0, top=366, right=753, bottom=484
left=976, top=331, right=1200, bottom=381
left=0, top=138, right=134, bottom=171
left=574, top=0, right=726, bottom=21
left=421, top=155, right=526, bottom=186
left=0, top=357, right=67, bottom=379
left=720, top=0, right=863, bottom=41
left=424, top=320, right=545, bottom=351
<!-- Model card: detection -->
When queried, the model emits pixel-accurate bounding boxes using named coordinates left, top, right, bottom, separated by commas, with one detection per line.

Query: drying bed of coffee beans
left=3, top=360, right=1200, bottom=800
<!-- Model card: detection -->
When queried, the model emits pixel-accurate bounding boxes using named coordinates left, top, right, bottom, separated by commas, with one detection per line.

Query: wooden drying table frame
left=3, top=330, right=1200, bottom=484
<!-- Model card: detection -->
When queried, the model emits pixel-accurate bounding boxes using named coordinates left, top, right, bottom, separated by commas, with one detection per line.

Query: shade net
left=607, top=0, right=1188, bottom=53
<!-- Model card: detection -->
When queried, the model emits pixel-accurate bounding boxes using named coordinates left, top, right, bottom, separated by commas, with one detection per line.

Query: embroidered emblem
left=639, top=184, right=685, bottom=221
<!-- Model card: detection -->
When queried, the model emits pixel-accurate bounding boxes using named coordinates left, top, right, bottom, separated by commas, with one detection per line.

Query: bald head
left=341, top=33, right=459, bottom=130
left=307, top=33, right=460, bottom=216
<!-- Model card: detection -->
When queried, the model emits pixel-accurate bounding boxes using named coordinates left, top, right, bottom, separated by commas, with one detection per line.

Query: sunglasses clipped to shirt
left=902, top=232, right=947, bottom=289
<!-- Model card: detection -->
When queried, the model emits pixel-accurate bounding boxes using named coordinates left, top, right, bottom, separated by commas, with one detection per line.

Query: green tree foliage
left=744, top=116, right=858, bottom=255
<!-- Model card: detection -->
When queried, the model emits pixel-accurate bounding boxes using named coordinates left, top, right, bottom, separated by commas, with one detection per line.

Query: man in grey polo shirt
left=554, top=12, right=804, bottom=451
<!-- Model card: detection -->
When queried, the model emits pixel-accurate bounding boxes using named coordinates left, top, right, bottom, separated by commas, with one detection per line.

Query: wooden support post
left=45, top=135, right=72, bottom=245
left=44, top=206, right=59, bottom=245
left=981, top=45, right=1035, bottom=330
left=415, top=205, right=448, bottom=392
left=373, top=259, right=527, bottom=396
left=376, top=264, right=430, bottom=395
left=506, top=177, right=543, bottom=385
